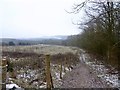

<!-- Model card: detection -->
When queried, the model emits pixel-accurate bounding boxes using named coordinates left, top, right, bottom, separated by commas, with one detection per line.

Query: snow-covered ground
left=2, top=45, right=79, bottom=89
left=50, top=64, right=72, bottom=88
left=80, top=49, right=119, bottom=88
left=6, top=59, right=74, bottom=89
left=3, top=45, right=119, bottom=89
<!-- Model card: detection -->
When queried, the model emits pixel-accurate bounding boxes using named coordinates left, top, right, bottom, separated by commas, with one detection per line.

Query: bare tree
left=70, top=0, right=120, bottom=62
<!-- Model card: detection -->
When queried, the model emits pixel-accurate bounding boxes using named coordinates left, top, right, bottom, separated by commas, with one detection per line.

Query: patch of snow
left=39, top=84, right=46, bottom=88
left=65, top=67, right=69, bottom=71
left=33, top=81, right=38, bottom=85
left=62, top=72, right=66, bottom=76
left=8, top=78, right=13, bottom=81
left=103, top=74, right=119, bottom=87
left=26, top=75, right=31, bottom=79
left=55, top=72, right=60, bottom=80
left=6, top=84, right=21, bottom=89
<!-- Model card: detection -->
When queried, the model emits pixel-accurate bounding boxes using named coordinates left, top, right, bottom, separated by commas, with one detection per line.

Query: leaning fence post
left=50, top=73, right=54, bottom=88
left=45, top=54, right=53, bottom=89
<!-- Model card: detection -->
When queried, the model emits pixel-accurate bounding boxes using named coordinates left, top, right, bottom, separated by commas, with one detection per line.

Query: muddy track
left=60, top=62, right=111, bottom=88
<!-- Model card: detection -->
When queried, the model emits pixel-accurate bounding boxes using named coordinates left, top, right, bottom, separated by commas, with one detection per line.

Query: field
left=1, top=44, right=80, bottom=88
left=1, top=44, right=79, bottom=55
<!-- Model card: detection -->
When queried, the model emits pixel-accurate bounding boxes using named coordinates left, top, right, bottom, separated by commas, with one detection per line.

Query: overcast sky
left=0, top=0, right=85, bottom=39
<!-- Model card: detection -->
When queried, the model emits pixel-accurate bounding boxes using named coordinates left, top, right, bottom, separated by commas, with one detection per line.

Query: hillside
left=0, top=35, right=68, bottom=46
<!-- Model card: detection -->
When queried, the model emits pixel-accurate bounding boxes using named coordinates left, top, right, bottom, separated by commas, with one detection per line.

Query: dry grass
left=1, top=44, right=79, bottom=55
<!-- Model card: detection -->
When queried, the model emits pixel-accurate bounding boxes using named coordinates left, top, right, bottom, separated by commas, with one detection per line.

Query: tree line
left=64, top=0, right=120, bottom=67
left=1, top=39, right=65, bottom=46
left=1, top=41, right=31, bottom=46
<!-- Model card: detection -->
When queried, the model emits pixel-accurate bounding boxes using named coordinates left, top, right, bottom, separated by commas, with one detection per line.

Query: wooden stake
left=60, top=60, right=62, bottom=79
left=45, top=55, right=53, bottom=89
left=50, top=73, right=54, bottom=88
left=1, top=59, right=7, bottom=89
left=0, top=59, right=2, bottom=90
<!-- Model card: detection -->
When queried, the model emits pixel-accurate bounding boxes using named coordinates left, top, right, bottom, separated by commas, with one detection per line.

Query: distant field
left=1, top=44, right=79, bottom=55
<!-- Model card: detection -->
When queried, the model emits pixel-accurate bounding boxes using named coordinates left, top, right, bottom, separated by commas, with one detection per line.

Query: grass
left=1, top=44, right=79, bottom=55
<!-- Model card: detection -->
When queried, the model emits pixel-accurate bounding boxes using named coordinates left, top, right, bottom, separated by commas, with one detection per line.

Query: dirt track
left=60, top=62, right=111, bottom=88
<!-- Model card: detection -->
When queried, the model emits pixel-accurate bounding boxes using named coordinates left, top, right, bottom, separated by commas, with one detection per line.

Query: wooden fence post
left=60, top=60, right=62, bottom=79
left=0, top=59, right=2, bottom=90
left=50, top=73, right=54, bottom=88
left=0, top=58, right=7, bottom=89
left=64, top=57, right=67, bottom=73
left=45, top=55, right=53, bottom=89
